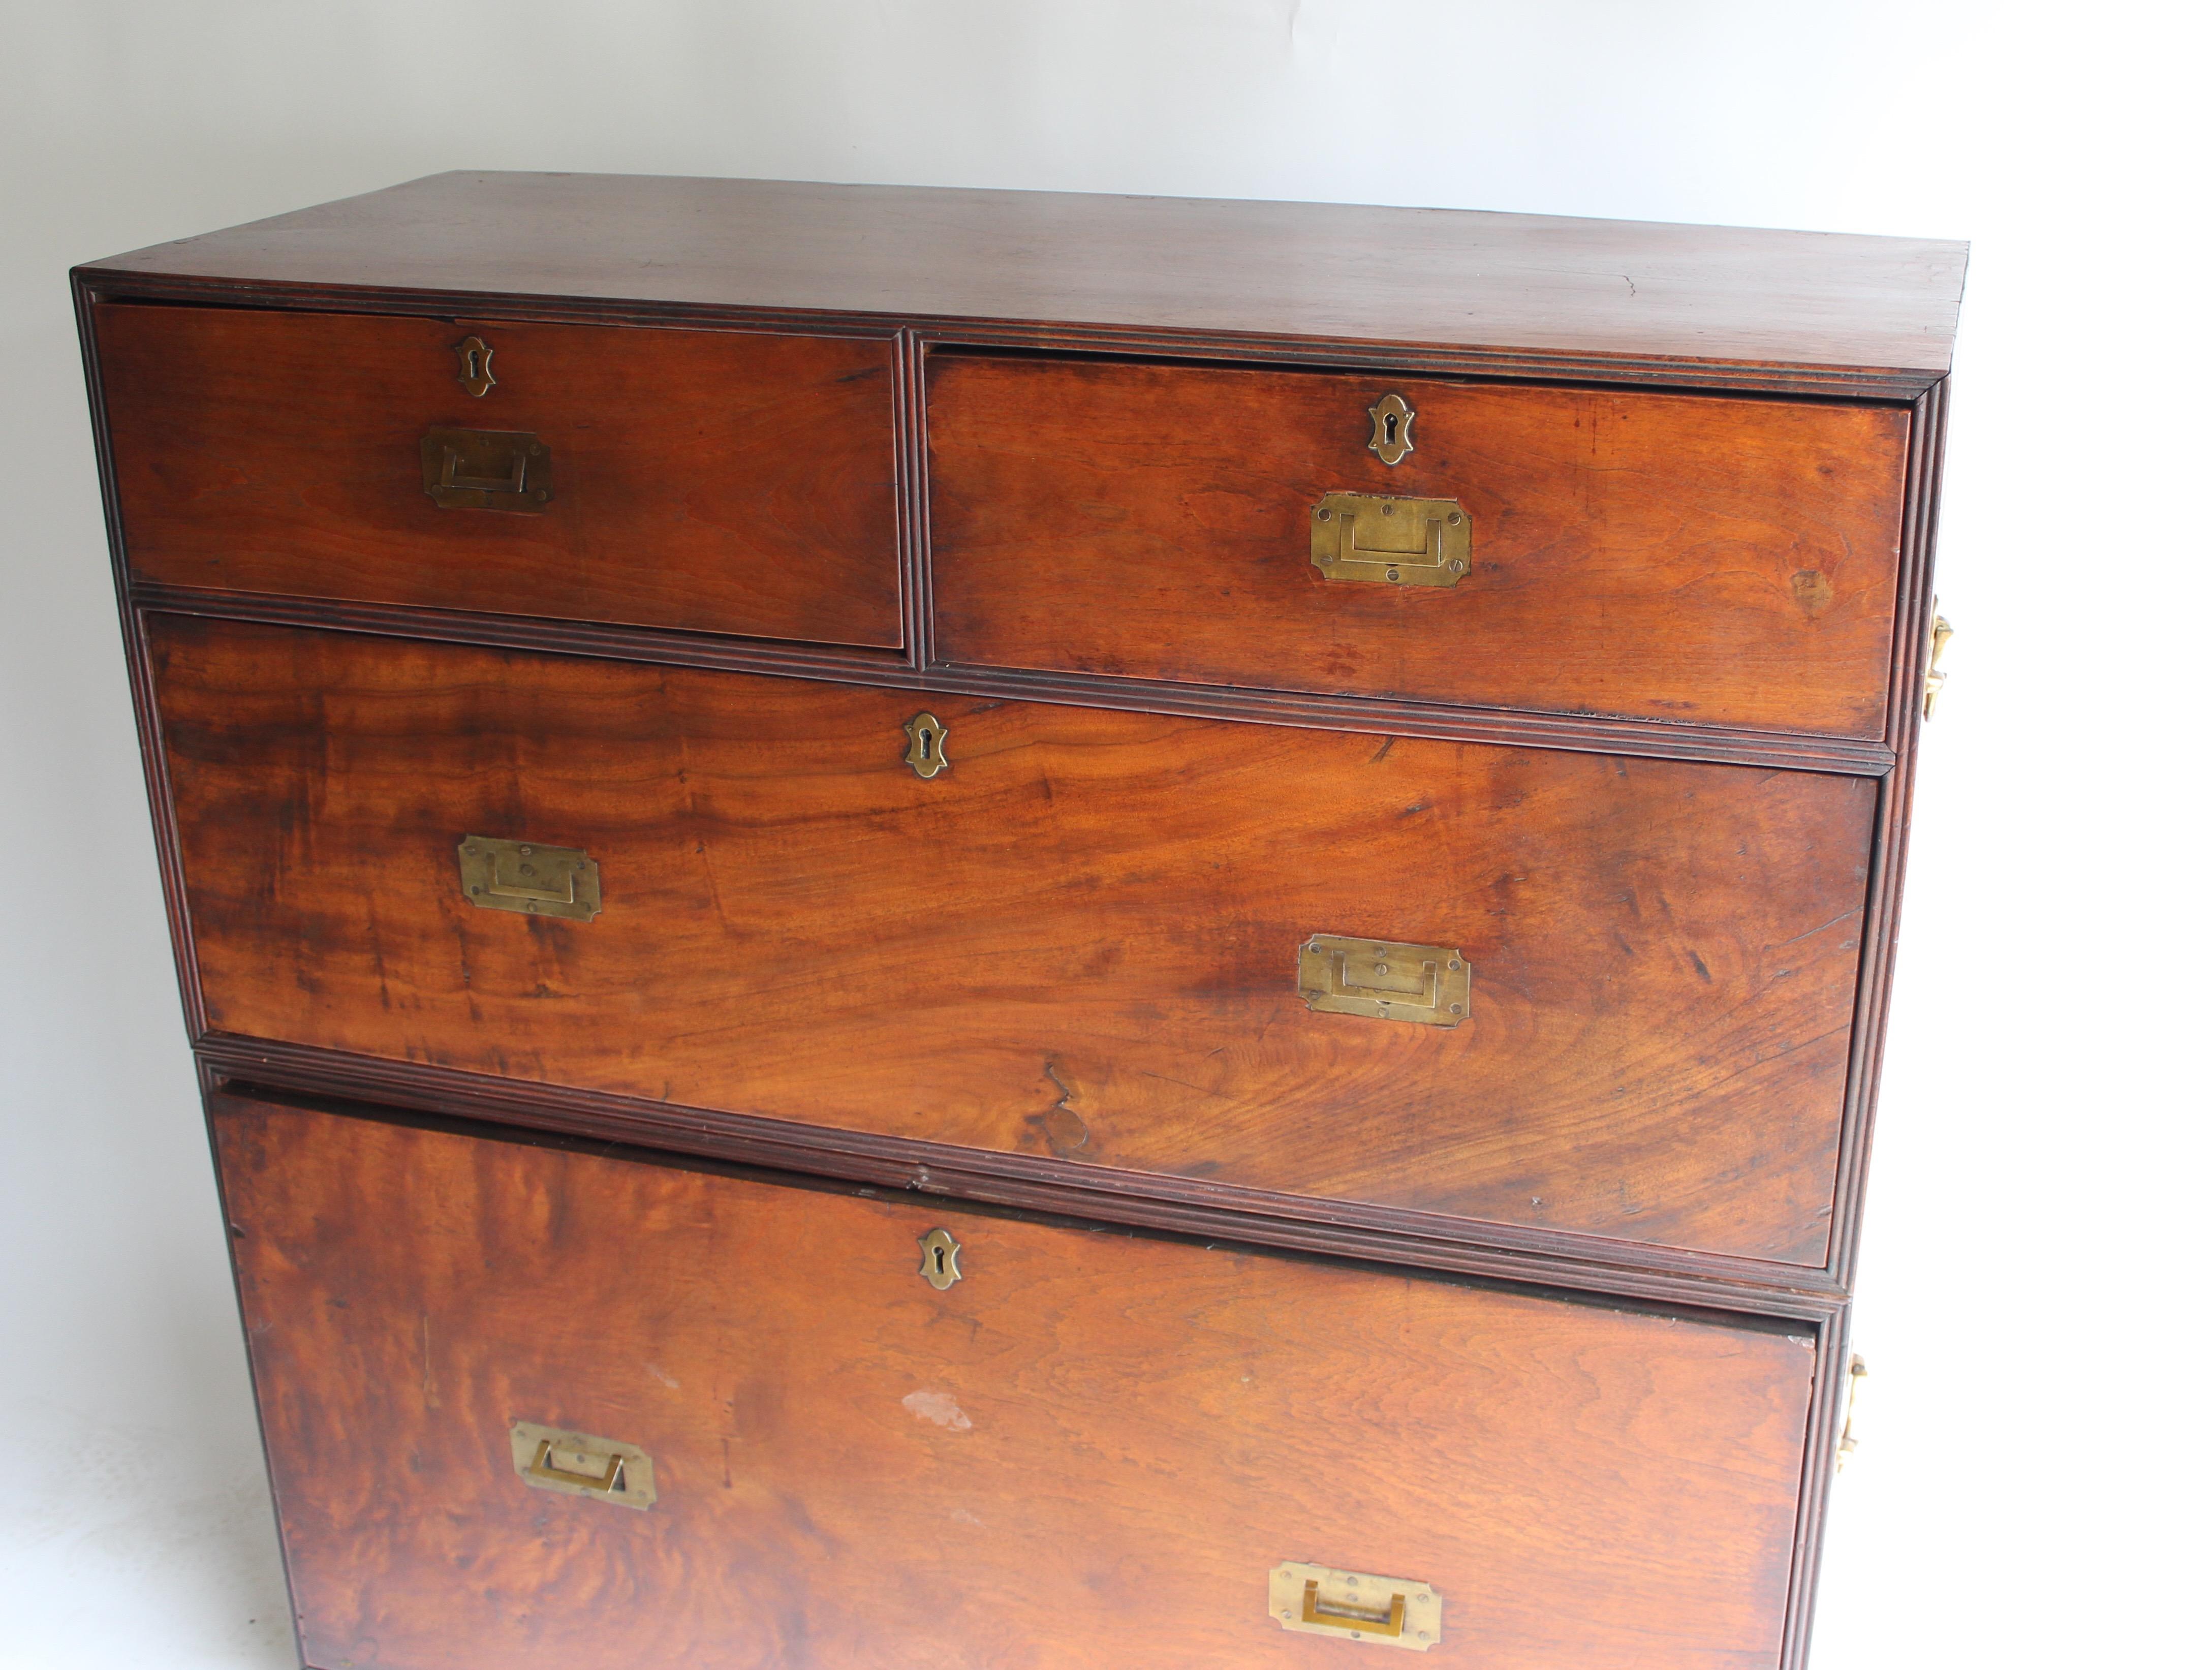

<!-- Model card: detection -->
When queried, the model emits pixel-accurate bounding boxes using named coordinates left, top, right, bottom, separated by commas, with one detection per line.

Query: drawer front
left=215, top=1096, right=1817, bottom=1670
left=154, top=615, right=1873, bottom=1266
left=929, top=355, right=1910, bottom=738
left=96, top=303, right=902, bottom=647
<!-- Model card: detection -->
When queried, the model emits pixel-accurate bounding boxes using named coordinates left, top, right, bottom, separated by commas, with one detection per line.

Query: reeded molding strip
left=193, top=1031, right=1851, bottom=1315
left=130, top=584, right=1897, bottom=777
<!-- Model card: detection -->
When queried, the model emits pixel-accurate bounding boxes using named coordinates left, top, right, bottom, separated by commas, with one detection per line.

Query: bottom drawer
left=212, top=1094, right=1818, bottom=1669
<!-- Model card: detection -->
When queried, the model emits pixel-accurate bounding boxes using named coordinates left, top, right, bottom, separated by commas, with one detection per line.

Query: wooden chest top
left=79, top=170, right=1967, bottom=391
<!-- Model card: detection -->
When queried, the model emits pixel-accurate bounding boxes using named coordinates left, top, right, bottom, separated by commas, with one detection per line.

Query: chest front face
left=77, top=171, right=1960, bottom=1670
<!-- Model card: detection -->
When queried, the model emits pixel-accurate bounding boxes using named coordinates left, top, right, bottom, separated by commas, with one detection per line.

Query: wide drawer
left=929, top=355, right=1910, bottom=738
left=152, top=616, right=1873, bottom=1265
left=95, top=303, right=903, bottom=647
left=214, top=1094, right=1818, bottom=1670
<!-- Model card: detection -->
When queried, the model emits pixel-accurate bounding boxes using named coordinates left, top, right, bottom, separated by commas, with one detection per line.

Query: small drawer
left=95, top=303, right=902, bottom=648
left=154, top=616, right=1874, bottom=1267
left=928, top=355, right=1910, bottom=738
left=215, top=1095, right=1818, bottom=1670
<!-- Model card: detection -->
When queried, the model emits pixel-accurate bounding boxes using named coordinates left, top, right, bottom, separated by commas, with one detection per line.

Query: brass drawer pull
left=509, top=1421, right=656, bottom=1509
left=421, top=426, right=551, bottom=511
left=457, top=836, right=602, bottom=921
left=1270, top=1562, right=1441, bottom=1651
left=1310, top=493, right=1470, bottom=587
left=1299, top=935, right=1470, bottom=1027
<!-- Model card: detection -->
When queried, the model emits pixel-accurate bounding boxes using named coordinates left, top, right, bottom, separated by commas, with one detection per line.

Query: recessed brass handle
left=457, top=836, right=602, bottom=921
left=1270, top=1563, right=1441, bottom=1651
left=1311, top=493, right=1471, bottom=587
left=1299, top=936, right=1470, bottom=1027
left=421, top=426, right=551, bottom=511
left=509, top=1421, right=655, bottom=1509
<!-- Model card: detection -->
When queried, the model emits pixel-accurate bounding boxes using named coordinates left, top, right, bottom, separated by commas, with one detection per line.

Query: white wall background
left=3, top=3, right=2204, bottom=1665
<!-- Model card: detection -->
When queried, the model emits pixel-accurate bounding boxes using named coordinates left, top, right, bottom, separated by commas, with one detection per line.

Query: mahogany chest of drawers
left=75, top=172, right=1965, bottom=1669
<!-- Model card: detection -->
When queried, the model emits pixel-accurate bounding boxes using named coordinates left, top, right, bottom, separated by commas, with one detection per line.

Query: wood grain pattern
left=213, top=1095, right=1817, bottom=1670
left=155, top=616, right=1876, bottom=1266
left=931, top=355, right=1909, bottom=739
left=96, top=303, right=902, bottom=648
left=81, top=171, right=1967, bottom=384
left=74, top=174, right=1962, bottom=1670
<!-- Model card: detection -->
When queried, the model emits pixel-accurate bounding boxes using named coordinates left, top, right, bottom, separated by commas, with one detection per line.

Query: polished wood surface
left=80, top=172, right=1966, bottom=386
left=155, top=616, right=1876, bottom=1266
left=97, top=303, right=903, bottom=648
left=930, top=355, right=1910, bottom=738
left=77, top=174, right=1962, bottom=1670
left=214, top=1095, right=1817, bottom=1670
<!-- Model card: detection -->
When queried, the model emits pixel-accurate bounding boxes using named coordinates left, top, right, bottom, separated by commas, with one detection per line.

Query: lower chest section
left=216, top=1096, right=1817, bottom=1670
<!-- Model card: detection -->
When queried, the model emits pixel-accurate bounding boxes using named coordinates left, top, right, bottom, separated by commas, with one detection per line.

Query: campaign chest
left=75, top=172, right=1964, bottom=1669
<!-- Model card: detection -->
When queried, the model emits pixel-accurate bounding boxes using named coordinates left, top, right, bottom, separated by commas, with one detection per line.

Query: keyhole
left=920, top=734, right=933, bottom=759
left=933, top=1246, right=948, bottom=1276
left=464, top=349, right=483, bottom=382
left=1383, top=413, right=1399, bottom=445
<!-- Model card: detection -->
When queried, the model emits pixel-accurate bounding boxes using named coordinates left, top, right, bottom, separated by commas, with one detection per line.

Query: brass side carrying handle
left=422, top=426, right=551, bottom=511
left=1835, top=1353, right=1869, bottom=1471
left=1923, top=606, right=1954, bottom=719
left=509, top=1421, right=656, bottom=1509
left=1270, top=1563, right=1441, bottom=1651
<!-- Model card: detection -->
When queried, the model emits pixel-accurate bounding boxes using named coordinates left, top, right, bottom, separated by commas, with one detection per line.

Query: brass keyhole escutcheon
left=918, top=1227, right=963, bottom=1290
left=904, top=712, right=950, bottom=780
left=454, top=334, right=496, bottom=397
left=1367, top=392, right=1415, bottom=466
